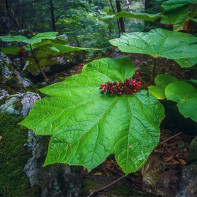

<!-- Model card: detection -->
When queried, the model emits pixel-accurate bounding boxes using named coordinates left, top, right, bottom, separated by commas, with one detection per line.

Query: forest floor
left=1, top=53, right=196, bottom=197
left=39, top=53, right=195, bottom=197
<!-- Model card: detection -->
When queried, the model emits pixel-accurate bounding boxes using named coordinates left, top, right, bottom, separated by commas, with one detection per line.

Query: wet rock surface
left=0, top=92, right=41, bottom=116
left=25, top=131, right=81, bottom=197
left=176, top=163, right=197, bottom=197
left=176, top=137, right=197, bottom=197
left=0, top=52, right=82, bottom=197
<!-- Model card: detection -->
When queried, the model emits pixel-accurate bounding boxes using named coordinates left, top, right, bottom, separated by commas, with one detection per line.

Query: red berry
left=100, top=75, right=142, bottom=96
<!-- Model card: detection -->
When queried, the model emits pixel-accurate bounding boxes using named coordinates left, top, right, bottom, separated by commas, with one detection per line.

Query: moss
left=0, top=97, right=7, bottom=106
left=5, top=76, right=21, bottom=91
left=12, top=100, right=23, bottom=110
left=24, top=83, right=39, bottom=94
left=0, top=84, right=18, bottom=95
left=0, top=112, right=40, bottom=197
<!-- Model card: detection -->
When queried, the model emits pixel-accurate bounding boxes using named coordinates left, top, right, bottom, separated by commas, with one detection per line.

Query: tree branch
left=87, top=175, right=126, bottom=197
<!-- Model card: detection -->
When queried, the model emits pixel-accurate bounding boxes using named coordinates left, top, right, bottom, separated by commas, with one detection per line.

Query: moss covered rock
left=0, top=112, right=40, bottom=197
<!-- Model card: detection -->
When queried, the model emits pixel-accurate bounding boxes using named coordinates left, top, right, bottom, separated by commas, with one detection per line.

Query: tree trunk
left=49, top=0, right=56, bottom=31
left=109, top=0, right=121, bottom=37
left=116, top=0, right=125, bottom=33
left=5, top=0, right=9, bottom=13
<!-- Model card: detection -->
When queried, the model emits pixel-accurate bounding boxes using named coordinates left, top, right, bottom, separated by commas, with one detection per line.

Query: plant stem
left=150, top=58, right=158, bottom=82
left=87, top=175, right=126, bottom=197
left=30, top=45, right=49, bottom=82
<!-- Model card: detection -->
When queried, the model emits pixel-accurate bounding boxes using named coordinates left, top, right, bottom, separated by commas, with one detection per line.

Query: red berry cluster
left=18, top=47, right=26, bottom=56
left=99, top=72, right=142, bottom=96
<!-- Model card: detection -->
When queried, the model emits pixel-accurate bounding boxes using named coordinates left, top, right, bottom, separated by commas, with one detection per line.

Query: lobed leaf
left=30, top=32, right=58, bottom=45
left=0, top=35, right=29, bottom=43
left=109, top=11, right=162, bottom=22
left=0, top=32, right=58, bottom=46
left=148, top=74, right=178, bottom=99
left=110, top=28, right=197, bottom=67
left=161, top=7, right=191, bottom=27
left=20, top=57, right=165, bottom=175
left=165, top=81, right=197, bottom=122
left=161, top=0, right=194, bottom=11
left=1, top=46, right=21, bottom=55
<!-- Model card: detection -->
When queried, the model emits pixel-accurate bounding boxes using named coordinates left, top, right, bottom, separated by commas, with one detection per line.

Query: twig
left=159, top=132, right=182, bottom=144
left=152, top=58, right=157, bottom=80
left=154, top=22, right=173, bottom=27
left=87, top=175, right=126, bottom=197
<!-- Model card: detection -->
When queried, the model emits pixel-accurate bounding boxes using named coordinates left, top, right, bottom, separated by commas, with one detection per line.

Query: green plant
left=20, top=57, right=165, bottom=174
left=107, top=0, right=197, bottom=32
left=20, top=2, right=197, bottom=176
left=0, top=32, right=96, bottom=81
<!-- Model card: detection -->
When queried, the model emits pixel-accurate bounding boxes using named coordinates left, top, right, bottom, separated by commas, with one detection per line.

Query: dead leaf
left=177, top=158, right=187, bottom=165
left=93, top=172, right=102, bottom=176
left=0, top=136, right=2, bottom=141
left=161, top=154, right=174, bottom=162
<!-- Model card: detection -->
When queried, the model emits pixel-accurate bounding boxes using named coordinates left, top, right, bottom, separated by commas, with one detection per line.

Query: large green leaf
left=34, top=42, right=96, bottom=60
left=1, top=46, right=20, bottom=55
left=30, top=32, right=58, bottom=45
left=161, top=0, right=194, bottom=11
left=161, top=7, right=191, bottom=28
left=0, top=32, right=58, bottom=45
left=50, top=43, right=96, bottom=53
left=20, top=57, right=165, bottom=175
left=106, top=12, right=161, bottom=22
left=110, top=28, right=197, bottom=67
left=175, top=57, right=197, bottom=67
left=148, top=74, right=178, bottom=99
left=165, top=81, right=197, bottom=122
left=0, top=35, right=29, bottom=43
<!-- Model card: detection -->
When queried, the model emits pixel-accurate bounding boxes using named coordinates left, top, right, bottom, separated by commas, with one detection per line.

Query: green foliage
left=4, top=0, right=195, bottom=177
left=110, top=28, right=197, bottom=67
left=0, top=32, right=58, bottom=46
left=165, top=81, right=197, bottom=122
left=148, top=74, right=178, bottom=99
left=0, top=112, right=39, bottom=197
left=106, top=12, right=162, bottom=22
left=20, top=57, right=165, bottom=175
left=0, top=32, right=98, bottom=80
left=107, top=0, right=197, bottom=31
left=1, top=46, right=21, bottom=55
left=161, top=0, right=195, bottom=11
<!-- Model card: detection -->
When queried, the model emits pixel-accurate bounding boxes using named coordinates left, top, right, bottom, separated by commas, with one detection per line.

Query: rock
left=0, top=96, right=21, bottom=115
left=20, top=92, right=41, bottom=116
left=0, top=52, right=81, bottom=196
left=188, top=136, right=197, bottom=162
left=176, top=162, right=197, bottom=197
left=0, top=92, right=41, bottom=116
left=24, top=131, right=81, bottom=197
left=176, top=137, right=197, bottom=197
left=0, top=89, right=9, bottom=100
left=0, top=52, right=36, bottom=93
left=24, top=52, right=84, bottom=79
left=13, top=69, right=31, bottom=87
left=0, top=52, right=12, bottom=78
